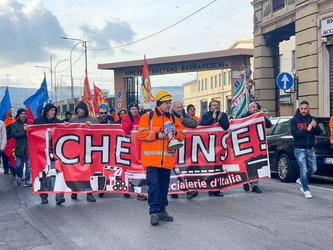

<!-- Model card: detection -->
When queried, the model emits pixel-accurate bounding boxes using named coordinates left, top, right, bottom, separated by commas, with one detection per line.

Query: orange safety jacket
left=137, top=107, right=185, bottom=169
left=330, top=116, right=333, bottom=145
left=190, top=114, right=199, bottom=122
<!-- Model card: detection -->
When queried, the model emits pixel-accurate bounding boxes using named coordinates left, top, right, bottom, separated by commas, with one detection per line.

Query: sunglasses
left=99, top=112, right=107, bottom=114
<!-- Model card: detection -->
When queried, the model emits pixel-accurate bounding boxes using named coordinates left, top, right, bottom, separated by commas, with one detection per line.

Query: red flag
left=93, top=83, right=108, bottom=114
left=27, top=103, right=36, bottom=125
left=82, top=72, right=95, bottom=116
left=141, top=55, right=155, bottom=103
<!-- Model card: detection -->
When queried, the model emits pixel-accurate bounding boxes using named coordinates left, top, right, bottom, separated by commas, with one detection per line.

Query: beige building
left=183, top=39, right=254, bottom=117
left=253, top=0, right=333, bottom=116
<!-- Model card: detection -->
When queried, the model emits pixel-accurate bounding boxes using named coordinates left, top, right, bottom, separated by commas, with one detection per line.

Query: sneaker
left=41, top=198, right=48, bottom=204
left=171, top=194, right=179, bottom=199
left=150, top=213, right=159, bottom=226
left=252, top=186, right=262, bottom=193
left=56, top=198, right=66, bottom=205
left=71, top=193, right=78, bottom=200
left=186, top=191, right=199, bottom=199
left=24, top=181, right=32, bottom=187
left=87, top=193, right=96, bottom=202
left=304, top=191, right=313, bottom=199
left=243, top=183, right=250, bottom=192
left=137, top=195, right=148, bottom=201
left=16, top=177, right=22, bottom=186
left=158, top=209, right=173, bottom=221
left=296, top=178, right=304, bottom=193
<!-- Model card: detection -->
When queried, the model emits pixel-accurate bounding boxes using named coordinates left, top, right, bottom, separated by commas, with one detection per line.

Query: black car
left=266, top=116, right=333, bottom=182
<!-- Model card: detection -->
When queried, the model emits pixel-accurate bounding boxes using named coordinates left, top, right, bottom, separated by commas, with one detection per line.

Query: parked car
left=266, top=116, right=333, bottom=182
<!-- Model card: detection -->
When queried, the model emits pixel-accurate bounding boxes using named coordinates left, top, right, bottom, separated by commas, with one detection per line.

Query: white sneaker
left=296, top=178, right=304, bottom=193
left=304, top=191, right=313, bottom=199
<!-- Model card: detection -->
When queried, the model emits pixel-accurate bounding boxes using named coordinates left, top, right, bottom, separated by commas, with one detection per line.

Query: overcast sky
left=0, top=0, right=253, bottom=94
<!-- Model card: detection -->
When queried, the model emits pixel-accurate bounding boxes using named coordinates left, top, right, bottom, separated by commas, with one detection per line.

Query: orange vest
left=190, top=114, right=199, bottom=122
left=4, top=116, right=15, bottom=126
left=137, top=107, right=185, bottom=169
left=330, top=116, right=333, bottom=144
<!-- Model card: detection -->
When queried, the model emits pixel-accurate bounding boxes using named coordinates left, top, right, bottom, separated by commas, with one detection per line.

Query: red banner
left=27, top=113, right=270, bottom=194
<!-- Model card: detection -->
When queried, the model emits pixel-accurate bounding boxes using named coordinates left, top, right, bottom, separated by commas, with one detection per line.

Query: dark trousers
left=146, top=166, right=171, bottom=214
left=1, top=152, right=15, bottom=174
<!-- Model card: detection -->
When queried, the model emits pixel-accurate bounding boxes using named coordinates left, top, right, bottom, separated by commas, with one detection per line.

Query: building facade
left=252, top=0, right=333, bottom=116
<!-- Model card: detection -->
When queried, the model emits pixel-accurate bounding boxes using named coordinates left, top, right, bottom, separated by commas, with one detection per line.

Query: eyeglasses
left=99, top=112, right=107, bottom=114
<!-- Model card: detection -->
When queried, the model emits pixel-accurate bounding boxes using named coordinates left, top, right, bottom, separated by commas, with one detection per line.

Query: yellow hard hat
left=155, top=90, right=172, bottom=102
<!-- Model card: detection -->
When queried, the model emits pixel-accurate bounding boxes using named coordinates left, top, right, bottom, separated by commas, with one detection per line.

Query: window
left=228, top=71, right=231, bottom=85
left=272, top=119, right=290, bottom=135
left=273, top=0, right=284, bottom=12
left=211, top=76, right=213, bottom=89
left=223, top=72, right=226, bottom=86
left=215, top=75, right=217, bottom=88
left=201, top=80, right=204, bottom=91
left=205, top=78, right=207, bottom=90
left=198, top=81, right=200, bottom=92
left=219, top=74, right=222, bottom=87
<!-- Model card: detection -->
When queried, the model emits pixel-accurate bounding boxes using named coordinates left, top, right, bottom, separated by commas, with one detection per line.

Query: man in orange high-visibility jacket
left=330, top=116, right=333, bottom=149
left=138, top=90, right=185, bottom=226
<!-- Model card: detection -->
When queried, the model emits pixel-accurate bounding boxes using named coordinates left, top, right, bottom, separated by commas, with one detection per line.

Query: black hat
left=75, top=101, right=88, bottom=117
left=128, top=102, right=139, bottom=112
left=43, top=103, right=58, bottom=117
left=186, top=104, right=195, bottom=112
left=65, top=111, right=72, bottom=116
left=16, top=108, right=27, bottom=118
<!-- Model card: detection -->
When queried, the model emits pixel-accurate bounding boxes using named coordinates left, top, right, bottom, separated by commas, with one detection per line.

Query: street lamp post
left=61, top=37, right=89, bottom=104
left=54, top=59, right=70, bottom=103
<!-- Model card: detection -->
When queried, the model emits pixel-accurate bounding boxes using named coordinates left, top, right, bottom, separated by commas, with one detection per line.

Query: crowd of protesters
left=2, top=90, right=313, bottom=226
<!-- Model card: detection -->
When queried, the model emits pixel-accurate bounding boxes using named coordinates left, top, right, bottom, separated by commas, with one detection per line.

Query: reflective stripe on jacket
left=137, top=107, right=185, bottom=169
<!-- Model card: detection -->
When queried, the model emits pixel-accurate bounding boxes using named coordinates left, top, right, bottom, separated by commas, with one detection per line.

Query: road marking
left=310, top=185, right=333, bottom=192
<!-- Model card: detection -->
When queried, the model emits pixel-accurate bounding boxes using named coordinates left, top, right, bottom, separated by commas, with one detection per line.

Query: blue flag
left=0, top=86, right=12, bottom=121
left=23, top=76, right=49, bottom=118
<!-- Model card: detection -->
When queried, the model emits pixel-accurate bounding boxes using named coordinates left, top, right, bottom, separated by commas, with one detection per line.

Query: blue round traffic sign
left=233, top=80, right=241, bottom=88
left=116, top=91, right=122, bottom=98
left=276, top=72, right=294, bottom=90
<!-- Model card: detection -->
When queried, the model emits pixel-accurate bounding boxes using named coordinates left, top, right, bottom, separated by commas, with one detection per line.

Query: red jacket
left=121, top=114, right=140, bottom=135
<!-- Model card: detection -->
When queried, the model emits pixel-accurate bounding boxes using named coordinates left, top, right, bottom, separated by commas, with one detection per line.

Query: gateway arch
left=98, top=48, right=253, bottom=110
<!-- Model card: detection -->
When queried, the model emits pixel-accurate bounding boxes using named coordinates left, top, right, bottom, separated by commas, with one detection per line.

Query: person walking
left=290, top=100, right=322, bottom=199
left=200, top=100, right=229, bottom=197
left=121, top=102, right=147, bottom=201
left=11, top=109, right=32, bottom=187
left=137, top=90, right=185, bottom=226
left=33, top=103, right=66, bottom=205
left=69, top=101, right=99, bottom=202
left=241, top=101, right=272, bottom=193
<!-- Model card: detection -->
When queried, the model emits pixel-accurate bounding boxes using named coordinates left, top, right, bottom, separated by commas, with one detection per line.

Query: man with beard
left=200, top=100, right=229, bottom=197
left=290, top=100, right=322, bottom=199
left=170, top=100, right=198, bottom=199
left=33, top=103, right=66, bottom=205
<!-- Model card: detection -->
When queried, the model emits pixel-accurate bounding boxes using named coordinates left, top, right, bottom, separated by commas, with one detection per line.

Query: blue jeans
left=294, top=148, right=317, bottom=192
left=146, top=166, right=171, bottom=214
left=16, top=150, right=31, bottom=182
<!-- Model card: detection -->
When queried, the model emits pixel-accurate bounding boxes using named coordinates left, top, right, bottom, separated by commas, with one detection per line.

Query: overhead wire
left=89, top=0, right=216, bottom=51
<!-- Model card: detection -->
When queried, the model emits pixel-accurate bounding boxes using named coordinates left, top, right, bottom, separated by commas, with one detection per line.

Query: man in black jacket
left=241, top=101, right=272, bottom=193
left=11, top=109, right=32, bottom=187
left=33, top=103, right=66, bottom=205
left=200, top=100, right=230, bottom=197
left=290, top=100, right=322, bottom=199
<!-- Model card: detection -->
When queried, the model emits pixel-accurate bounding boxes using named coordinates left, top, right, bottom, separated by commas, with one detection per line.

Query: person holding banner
left=69, top=101, right=99, bottom=202
left=186, top=104, right=200, bottom=123
left=241, top=101, right=272, bottom=193
left=171, top=101, right=198, bottom=199
left=138, top=90, right=185, bottom=226
left=290, top=101, right=321, bottom=199
left=200, top=100, right=229, bottom=197
left=121, top=102, right=147, bottom=201
left=33, top=103, right=66, bottom=205
left=11, top=109, right=32, bottom=187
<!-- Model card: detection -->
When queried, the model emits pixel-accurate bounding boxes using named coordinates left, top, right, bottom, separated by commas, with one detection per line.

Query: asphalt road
left=1, top=168, right=333, bottom=250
